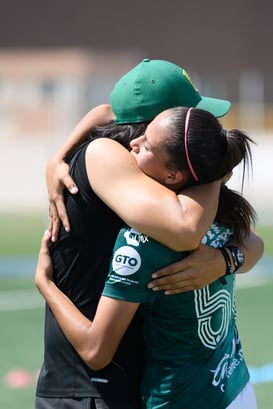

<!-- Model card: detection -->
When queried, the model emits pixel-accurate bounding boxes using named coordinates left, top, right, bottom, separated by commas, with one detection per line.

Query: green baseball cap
left=110, top=59, right=231, bottom=123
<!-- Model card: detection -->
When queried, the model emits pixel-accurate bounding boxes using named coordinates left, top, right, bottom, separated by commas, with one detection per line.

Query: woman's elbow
left=171, top=226, right=201, bottom=252
left=81, top=349, right=112, bottom=371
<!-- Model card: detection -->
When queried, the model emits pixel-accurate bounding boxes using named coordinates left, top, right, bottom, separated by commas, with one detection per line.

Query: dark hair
left=164, top=107, right=254, bottom=185
left=164, top=107, right=256, bottom=243
left=89, top=121, right=149, bottom=150
left=215, top=185, right=256, bottom=245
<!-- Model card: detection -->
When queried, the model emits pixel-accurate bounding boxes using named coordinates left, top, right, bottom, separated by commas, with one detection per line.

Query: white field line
left=0, top=289, right=44, bottom=312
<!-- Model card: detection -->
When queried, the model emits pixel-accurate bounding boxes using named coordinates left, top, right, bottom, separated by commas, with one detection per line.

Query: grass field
left=0, top=212, right=272, bottom=408
left=0, top=211, right=272, bottom=256
left=1, top=271, right=272, bottom=408
left=0, top=277, right=44, bottom=408
left=235, top=277, right=273, bottom=408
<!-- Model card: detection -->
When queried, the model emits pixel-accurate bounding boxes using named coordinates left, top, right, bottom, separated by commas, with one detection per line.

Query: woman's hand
left=90, top=103, right=114, bottom=125
left=148, top=228, right=264, bottom=294
left=46, top=157, right=77, bottom=241
left=148, top=244, right=226, bottom=294
left=35, top=230, right=54, bottom=292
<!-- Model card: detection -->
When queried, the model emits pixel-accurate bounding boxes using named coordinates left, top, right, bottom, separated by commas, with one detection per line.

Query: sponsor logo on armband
left=112, top=246, right=141, bottom=276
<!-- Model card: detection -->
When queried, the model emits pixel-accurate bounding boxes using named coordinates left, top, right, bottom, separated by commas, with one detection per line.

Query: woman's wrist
left=218, top=245, right=245, bottom=284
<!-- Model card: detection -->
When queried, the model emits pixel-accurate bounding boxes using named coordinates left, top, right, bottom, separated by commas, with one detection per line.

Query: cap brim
left=196, top=96, right=231, bottom=118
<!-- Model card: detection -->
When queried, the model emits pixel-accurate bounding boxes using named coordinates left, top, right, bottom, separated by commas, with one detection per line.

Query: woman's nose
left=130, top=135, right=143, bottom=152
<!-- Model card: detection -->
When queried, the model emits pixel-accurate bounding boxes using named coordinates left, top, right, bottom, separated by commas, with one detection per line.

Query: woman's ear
left=165, top=169, right=185, bottom=186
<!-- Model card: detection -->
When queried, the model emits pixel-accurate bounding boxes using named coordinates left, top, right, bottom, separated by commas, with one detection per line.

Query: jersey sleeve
left=102, top=226, right=189, bottom=304
left=102, top=227, right=156, bottom=304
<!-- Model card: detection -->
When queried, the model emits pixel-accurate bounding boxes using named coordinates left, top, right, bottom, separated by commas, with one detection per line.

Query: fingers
left=148, top=245, right=227, bottom=295
left=46, top=161, right=77, bottom=239
left=48, top=201, right=62, bottom=242
left=148, top=272, right=195, bottom=291
left=51, top=218, right=61, bottom=243
left=51, top=174, right=78, bottom=236
left=35, top=230, right=53, bottom=290
left=40, top=230, right=51, bottom=254
left=148, top=270, right=185, bottom=288
left=62, top=174, right=78, bottom=195
left=147, top=259, right=193, bottom=294
left=48, top=200, right=69, bottom=242
left=148, top=272, right=203, bottom=294
left=151, top=259, right=187, bottom=279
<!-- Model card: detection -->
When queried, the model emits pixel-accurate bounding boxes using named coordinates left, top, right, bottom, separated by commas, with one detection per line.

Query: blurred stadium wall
left=0, top=48, right=272, bottom=226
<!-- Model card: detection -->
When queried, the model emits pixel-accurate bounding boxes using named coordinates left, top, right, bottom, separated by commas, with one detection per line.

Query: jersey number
left=194, top=287, right=233, bottom=349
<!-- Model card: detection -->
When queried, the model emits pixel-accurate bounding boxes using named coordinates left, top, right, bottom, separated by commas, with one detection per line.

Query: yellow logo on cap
left=183, top=69, right=198, bottom=92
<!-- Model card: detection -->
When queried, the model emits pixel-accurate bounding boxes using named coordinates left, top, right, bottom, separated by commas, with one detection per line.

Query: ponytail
left=210, top=130, right=256, bottom=244
left=221, top=129, right=255, bottom=182
left=215, top=184, right=257, bottom=245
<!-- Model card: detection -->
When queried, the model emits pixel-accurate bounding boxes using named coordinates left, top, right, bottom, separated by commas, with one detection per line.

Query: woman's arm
left=86, top=137, right=221, bottom=251
left=35, top=231, right=138, bottom=370
left=47, top=104, right=113, bottom=238
left=228, top=228, right=264, bottom=272
left=147, top=228, right=264, bottom=294
left=46, top=105, right=220, bottom=243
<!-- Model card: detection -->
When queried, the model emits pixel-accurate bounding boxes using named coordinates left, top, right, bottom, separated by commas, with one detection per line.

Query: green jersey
left=102, top=223, right=249, bottom=408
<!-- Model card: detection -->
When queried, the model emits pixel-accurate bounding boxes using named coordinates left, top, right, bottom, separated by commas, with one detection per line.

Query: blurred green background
left=0, top=212, right=272, bottom=256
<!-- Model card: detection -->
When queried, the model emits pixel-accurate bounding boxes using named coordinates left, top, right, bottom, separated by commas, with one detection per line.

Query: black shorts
left=35, top=396, right=139, bottom=409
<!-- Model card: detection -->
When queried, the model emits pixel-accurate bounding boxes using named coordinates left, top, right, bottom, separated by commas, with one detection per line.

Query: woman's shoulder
left=87, top=137, right=128, bottom=154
